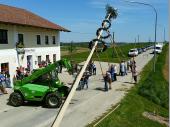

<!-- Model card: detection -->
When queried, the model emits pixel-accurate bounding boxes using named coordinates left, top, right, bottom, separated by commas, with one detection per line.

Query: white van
left=153, top=44, right=163, bottom=54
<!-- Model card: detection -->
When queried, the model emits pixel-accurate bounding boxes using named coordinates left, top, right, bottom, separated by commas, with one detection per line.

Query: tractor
left=9, top=59, right=72, bottom=108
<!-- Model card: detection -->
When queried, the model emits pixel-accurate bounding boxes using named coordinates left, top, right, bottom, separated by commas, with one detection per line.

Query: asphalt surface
left=0, top=49, right=153, bottom=127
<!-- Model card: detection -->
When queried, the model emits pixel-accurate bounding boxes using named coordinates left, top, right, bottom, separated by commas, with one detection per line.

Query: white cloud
left=89, top=0, right=110, bottom=9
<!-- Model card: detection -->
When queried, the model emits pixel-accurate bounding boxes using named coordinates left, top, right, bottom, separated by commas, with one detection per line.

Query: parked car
left=128, top=48, right=138, bottom=57
left=142, top=47, right=146, bottom=52
left=137, top=48, right=143, bottom=54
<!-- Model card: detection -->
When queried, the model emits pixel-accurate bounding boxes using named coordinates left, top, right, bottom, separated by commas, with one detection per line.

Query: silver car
left=128, top=48, right=138, bottom=57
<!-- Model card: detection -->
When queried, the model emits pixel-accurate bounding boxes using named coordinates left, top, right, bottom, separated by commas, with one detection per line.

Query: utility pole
left=164, top=27, right=165, bottom=42
left=70, top=41, right=73, bottom=60
left=148, top=37, right=150, bottom=42
left=134, top=37, right=136, bottom=48
left=70, top=41, right=73, bottom=53
left=137, top=35, right=139, bottom=43
left=71, top=41, right=73, bottom=53
left=112, top=32, right=115, bottom=42
left=112, top=32, right=115, bottom=58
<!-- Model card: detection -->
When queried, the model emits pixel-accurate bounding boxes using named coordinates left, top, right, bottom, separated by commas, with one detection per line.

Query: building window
left=52, top=36, right=56, bottom=44
left=18, top=34, right=24, bottom=44
left=53, top=54, right=56, bottom=62
left=37, top=35, right=41, bottom=45
left=0, top=29, right=8, bottom=44
left=38, top=56, right=41, bottom=64
left=1, top=63, right=9, bottom=73
left=45, top=36, right=49, bottom=45
left=46, top=55, right=50, bottom=63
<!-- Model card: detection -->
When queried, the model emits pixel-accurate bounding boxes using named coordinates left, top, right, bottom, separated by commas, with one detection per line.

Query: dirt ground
left=163, top=49, right=169, bottom=82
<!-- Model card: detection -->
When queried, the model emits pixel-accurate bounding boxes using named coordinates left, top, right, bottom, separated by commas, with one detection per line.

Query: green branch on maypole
left=105, top=4, right=118, bottom=20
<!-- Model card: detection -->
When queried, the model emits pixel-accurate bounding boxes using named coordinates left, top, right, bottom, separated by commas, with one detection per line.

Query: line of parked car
left=128, top=45, right=155, bottom=57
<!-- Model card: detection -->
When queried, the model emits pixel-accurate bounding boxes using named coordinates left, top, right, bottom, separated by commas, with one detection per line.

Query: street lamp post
left=122, top=0, right=157, bottom=72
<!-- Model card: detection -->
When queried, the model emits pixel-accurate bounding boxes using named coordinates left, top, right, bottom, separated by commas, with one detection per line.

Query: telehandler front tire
left=9, top=92, right=23, bottom=107
left=45, top=93, right=62, bottom=108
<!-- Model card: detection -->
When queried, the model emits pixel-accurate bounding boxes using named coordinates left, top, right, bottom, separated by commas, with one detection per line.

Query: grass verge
left=138, top=44, right=169, bottom=109
left=86, top=44, right=169, bottom=127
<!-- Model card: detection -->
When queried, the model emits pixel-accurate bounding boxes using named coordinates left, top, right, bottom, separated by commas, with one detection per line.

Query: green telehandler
left=9, top=58, right=73, bottom=108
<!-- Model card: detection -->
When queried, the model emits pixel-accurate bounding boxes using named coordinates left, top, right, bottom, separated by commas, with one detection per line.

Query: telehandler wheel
left=45, top=93, right=62, bottom=108
left=9, top=92, right=23, bottom=107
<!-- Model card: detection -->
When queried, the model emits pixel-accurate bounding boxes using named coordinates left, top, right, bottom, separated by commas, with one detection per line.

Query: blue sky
left=0, top=0, right=168, bottom=42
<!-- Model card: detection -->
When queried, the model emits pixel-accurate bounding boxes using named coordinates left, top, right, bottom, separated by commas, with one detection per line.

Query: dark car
left=141, top=47, right=146, bottom=52
left=137, top=48, right=143, bottom=54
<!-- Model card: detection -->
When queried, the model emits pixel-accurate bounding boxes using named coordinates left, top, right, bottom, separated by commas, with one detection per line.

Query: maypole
left=51, top=4, right=118, bottom=127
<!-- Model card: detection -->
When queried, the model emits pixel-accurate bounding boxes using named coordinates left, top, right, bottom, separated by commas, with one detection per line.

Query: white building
left=0, top=4, right=70, bottom=87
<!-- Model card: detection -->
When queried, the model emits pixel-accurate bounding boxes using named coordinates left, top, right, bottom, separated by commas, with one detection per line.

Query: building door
left=27, top=55, right=33, bottom=71
left=38, top=56, right=41, bottom=64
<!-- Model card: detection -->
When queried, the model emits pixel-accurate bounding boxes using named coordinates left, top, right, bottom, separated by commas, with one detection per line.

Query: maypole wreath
left=88, top=4, right=118, bottom=53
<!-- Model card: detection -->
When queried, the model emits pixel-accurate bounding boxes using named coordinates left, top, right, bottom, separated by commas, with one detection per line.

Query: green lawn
left=87, top=44, right=169, bottom=127
left=62, top=43, right=151, bottom=63
left=61, top=45, right=77, bottom=51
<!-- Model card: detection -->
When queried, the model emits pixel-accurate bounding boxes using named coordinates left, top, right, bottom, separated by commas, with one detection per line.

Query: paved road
left=0, top=50, right=153, bottom=127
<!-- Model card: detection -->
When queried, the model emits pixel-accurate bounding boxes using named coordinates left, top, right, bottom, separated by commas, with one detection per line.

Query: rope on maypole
left=51, top=4, right=118, bottom=127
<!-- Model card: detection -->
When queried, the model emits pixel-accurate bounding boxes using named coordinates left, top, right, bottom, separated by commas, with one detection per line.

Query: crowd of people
left=38, top=60, right=51, bottom=68
left=0, top=71, right=11, bottom=94
left=1, top=58, right=138, bottom=94
left=77, top=60, right=96, bottom=90
left=15, top=60, right=52, bottom=80
left=76, top=58, right=137, bottom=92
left=103, top=64, right=118, bottom=91
left=103, top=58, right=137, bottom=92
left=15, top=66, right=31, bottom=80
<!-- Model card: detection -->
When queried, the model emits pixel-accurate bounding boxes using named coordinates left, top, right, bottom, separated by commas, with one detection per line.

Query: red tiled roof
left=0, top=4, right=70, bottom=32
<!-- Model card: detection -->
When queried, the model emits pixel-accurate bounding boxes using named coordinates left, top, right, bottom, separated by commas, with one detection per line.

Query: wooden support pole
left=51, top=14, right=111, bottom=127
left=93, top=104, right=120, bottom=127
